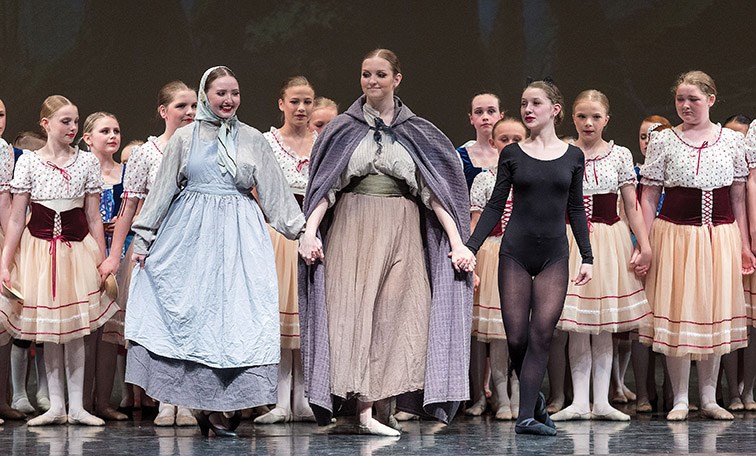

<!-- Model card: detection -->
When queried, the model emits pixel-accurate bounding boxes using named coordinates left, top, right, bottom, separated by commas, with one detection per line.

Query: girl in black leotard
left=463, top=80, right=593, bottom=436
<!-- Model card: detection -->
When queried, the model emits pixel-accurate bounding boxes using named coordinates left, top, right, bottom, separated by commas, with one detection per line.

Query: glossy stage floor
left=2, top=405, right=756, bottom=455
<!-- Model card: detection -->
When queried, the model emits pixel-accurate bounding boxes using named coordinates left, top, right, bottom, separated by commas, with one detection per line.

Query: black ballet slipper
left=535, top=392, right=556, bottom=429
left=515, top=418, right=558, bottom=436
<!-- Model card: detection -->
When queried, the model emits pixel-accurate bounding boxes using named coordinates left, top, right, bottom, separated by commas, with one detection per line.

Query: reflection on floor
left=2, top=408, right=756, bottom=455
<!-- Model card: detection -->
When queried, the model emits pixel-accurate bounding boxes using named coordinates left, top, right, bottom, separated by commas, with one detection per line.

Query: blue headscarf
left=196, top=66, right=239, bottom=177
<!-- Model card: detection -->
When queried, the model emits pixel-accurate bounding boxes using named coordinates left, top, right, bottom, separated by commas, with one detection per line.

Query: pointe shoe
left=394, top=411, right=418, bottom=421
left=358, top=418, right=401, bottom=437
left=154, top=406, right=176, bottom=426
left=611, top=391, right=628, bottom=404
left=550, top=407, right=592, bottom=422
left=728, top=398, right=745, bottom=411
left=27, top=413, right=69, bottom=426
left=11, top=397, right=36, bottom=415
left=176, top=407, right=198, bottom=426
left=622, top=386, right=637, bottom=402
left=253, top=407, right=292, bottom=424
left=96, top=407, right=128, bottom=421
left=515, top=418, right=557, bottom=436
left=700, top=405, right=734, bottom=420
left=465, top=397, right=486, bottom=416
left=68, top=410, right=106, bottom=426
left=635, top=401, right=653, bottom=413
left=116, top=406, right=133, bottom=420
left=744, top=401, right=756, bottom=411
left=196, top=412, right=237, bottom=438
left=495, top=406, right=513, bottom=420
left=591, top=408, right=631, bottom=421
left=666, top=408, right=688, bottom=421
left=36, top=395, right=51, bottom=413
left=0, top=404, right=26, bottom=420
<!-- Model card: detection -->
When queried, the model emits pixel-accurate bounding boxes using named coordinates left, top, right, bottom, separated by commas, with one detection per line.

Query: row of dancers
left=0, top=49, right=754, bottom=438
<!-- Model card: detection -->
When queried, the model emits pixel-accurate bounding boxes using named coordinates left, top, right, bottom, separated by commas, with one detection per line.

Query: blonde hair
left=313, top=96, right=338, bottom=111
left=672, top=70, right=717, bottom=99
left=572, top=89, right=610, bottom=115
left=83, top=111, right=118, bottom=135
left=39, top=95, right=74, bottom=122
left=525, top=81, right=565, bottom=125
left=491, top=117, right=527, bottom=138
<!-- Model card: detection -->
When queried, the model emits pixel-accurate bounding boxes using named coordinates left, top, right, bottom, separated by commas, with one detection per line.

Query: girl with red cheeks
left=640, top=71, right=754, bottom=421
left=551, top=90, right=652, bottom=422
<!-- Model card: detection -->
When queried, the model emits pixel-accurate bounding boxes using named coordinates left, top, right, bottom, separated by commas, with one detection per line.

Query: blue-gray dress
left=125, top=121, right=305, bottom=411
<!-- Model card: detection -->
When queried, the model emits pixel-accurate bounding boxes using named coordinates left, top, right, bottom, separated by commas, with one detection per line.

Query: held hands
left=573, top=263, right=592, bottom=286
left=630, top=247, right=651, bottom=277
left=473, top=272, right=481, bottom=291
left=449, top=245, right=476, bottom=273
left=298, top=232, right=324, bottom=265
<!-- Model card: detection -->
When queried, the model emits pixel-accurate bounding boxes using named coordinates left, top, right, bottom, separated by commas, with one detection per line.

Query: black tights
left=498, top=255, right=569, bottom=422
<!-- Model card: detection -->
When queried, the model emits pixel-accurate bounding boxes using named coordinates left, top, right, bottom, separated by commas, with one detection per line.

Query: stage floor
left=2, top=409, right=756, bottom=455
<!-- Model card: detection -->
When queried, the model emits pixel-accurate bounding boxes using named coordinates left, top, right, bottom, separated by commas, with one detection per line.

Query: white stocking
left=697, top=355, right=721, bottom=408
left=276, top=348, right=293, bottom=413
left=665, top=355, right=691, bottom=410
left=566, top=332, right=591, bottom=412
left=490, top=339, right=510, bottom=412
left=65, top=338, right=88, bottom=416
left=35, top=345, right=49, bottom=402
left=42, top=342, right=66, bottom=416
left=10, top=344, right=30, bottom=406
left=291, top=349, right=313, bottom=418
left=592, top=332, right=625, bottom=416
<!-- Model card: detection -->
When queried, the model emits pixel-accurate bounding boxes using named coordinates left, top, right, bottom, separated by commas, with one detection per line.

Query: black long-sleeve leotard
left=466, top=143, right=592, bottom=276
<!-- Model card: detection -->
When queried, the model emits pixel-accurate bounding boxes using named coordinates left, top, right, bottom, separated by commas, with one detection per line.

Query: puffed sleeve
left=10, top=152, right=32, bottom=194
left=466, top=153, right=513, bottom=254
left=639, top=130, right=666, bottom=186
left=745, top=120, right=756, bottom=168
left=122, top=143, right=149, bottom=199
left=732, top=131, right=748, bottom=183
left=130, top=130, right=186, bottom=255
left=616, top=146, right=638, bottom=188
left=84, top=153, right=104, bottom=194
left=470, top=170, right=493, bottom=212
left=0, top=143, right=14, bottom=192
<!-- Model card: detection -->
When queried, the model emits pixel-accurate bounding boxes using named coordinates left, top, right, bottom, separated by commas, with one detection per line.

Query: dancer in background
left=0, top=95, right=117, bottom=426
left=99, top=81, right=197, bottom=426
left=640, top=71, right=753, bottom=421
left=125, top=66, right=304, bottom=437
left=552, top=89, right=652, bottom=422
left=81, top=112, right=127, bottom=421
left=465, top=79, right=593, bottom=436
left=741, top=119, right=756, bottom=411
left=459, top=92, right=506, bottom=416
left=309, top=97, right=338, bottom=134
left=468, top=117, right=526, bottom=420
left=255, top=76, right=316, bottom=424
left=457, top=93, right=505, bottom=189
left=632, top=114, right=673, bottom=414
left=723, top=114, right=751, bottom=136
left=299, top=49, right=473, bottom=437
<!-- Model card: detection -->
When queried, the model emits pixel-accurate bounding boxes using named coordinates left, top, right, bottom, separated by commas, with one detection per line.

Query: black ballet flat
left=515, top=418, right=557, bottom=436
left=535, top=393, right=556, bottom=429
left=197, top=412, right=238, bottom=438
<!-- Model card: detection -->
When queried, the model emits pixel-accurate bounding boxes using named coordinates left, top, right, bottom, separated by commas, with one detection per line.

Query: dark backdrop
left=1, top=0, right=754, bottom=161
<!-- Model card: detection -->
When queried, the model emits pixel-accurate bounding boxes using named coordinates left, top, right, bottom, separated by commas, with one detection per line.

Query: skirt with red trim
left=639, top=219, right=748, bottom=359
left=558, top=220, right=651, bottom=334
left=0, top=230, right=118, bottom=344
